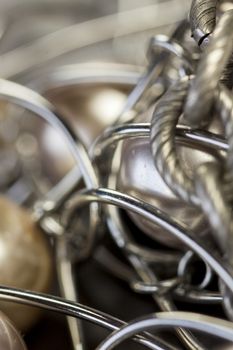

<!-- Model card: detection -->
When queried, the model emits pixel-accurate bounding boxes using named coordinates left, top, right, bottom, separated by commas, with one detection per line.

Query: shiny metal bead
left=0, top=195, right=52, bottom=330
left=41, top=83, right=129, bottom=181
left=0, top=311, right=27, bottom=350
left=17, top=64, right=138, bottom=187
left=117, top=113, right=223, bottom=248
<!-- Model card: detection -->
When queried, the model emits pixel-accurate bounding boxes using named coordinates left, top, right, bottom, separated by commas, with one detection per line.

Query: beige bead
left=41, top=83, right=129, bottom=182
left=0, top=311, right=27, bottom=350
left=0, top=196, right=52, bottom=331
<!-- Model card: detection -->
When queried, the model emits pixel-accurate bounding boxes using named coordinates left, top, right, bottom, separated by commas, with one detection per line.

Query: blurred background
left=0, top=1, right=191, bottom=349
left=0, top=0, right=191, bottom=81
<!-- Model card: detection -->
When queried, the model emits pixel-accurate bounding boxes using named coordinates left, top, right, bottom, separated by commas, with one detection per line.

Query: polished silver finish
left=117, top=20, right=194, bottom=124
left=92, top=120, right=226, bottom=247
left=104, top=145, right=204, bottom=350
left=150, top=76, right=232, bottom=207
left=0, top=1, right=233, bottom=349
left=185, top=10, right=233, bottom=127
left=62, top=187, right=233, bottom=291
left=0, top=78, right=99, bottom=349
left=97, top=311, right=233, bottom=350
left=190, top=0, right=217, bottom=45
left=150, top=76, right=209, bottom=206
left=0, top=285, right=174, bottom=350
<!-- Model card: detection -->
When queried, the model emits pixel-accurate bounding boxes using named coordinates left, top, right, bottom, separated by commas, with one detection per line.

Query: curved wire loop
left=1, top=3, right=233, bottom=349
left=103, top=145, right=206, bottom=350
left=0, top=79, right=97, bottom=188
left=0, top=285, right=173, bottom=350
left=117, top=20, right=195, bottom=124
left=149, top=75, right=233, bottom=303
left=91, top=120, right=230, bottom=331
left=150, top=76, right=233, bottom=207
left=177, top=250, right=213, bottom=290
left=150, top=5, right=233, bottom=324
left=96, top=311, right=233, bottom=350
left=61, top=187, right=233, bottom=294
left=0, top=78, right=100, bottom=260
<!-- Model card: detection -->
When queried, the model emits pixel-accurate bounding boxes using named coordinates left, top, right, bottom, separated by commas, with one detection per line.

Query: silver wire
left=61, top=188, right=233, bottom=299
left=116, top=20, right=194, bottom=124
left=103, top=145, right=203, bottom=350
left=0, top=285, right=173, bottom=350
left=177, top=250, right=213, bottom=290
left=0, top=78, right=100, bottom=350
left=96, top=311, right=233, bottom=350
left=150, top=76, right=233, bottom=207
left=150, top=76, right=200, bottom=205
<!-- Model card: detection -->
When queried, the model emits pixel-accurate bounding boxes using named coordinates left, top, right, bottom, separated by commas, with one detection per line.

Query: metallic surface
left=185, top=9, right=233, bottom=127
left=0, top=196, right=51, bottom=330
left=0, top=285, right=174, bottom=350
left=97, top=311, right=233, bottom=350
left=190, top=0, right=217, bottom=45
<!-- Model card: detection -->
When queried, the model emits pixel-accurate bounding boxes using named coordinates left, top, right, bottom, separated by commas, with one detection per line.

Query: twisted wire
left=150, top=76, right=233, bottom=207
left=150, top=76, right=200, bottom=205
left=190, top=0, right=217, bottom=45
left=184, top=9, right=233, bottom=127
left=117, top=20, right=195, bottom=123
left=1, top=2, right=233, bottom=349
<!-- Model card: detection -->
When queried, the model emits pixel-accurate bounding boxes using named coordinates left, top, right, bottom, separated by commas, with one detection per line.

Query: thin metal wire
left=104, top=146, right=204, bottom=350
left=0, top=285, right=173, bottom=350
left=1, top=2, right=233, bottom=349
left=0, top=78, right=100, bottom=350
left=96, top=311, right=233, bottom=350
left=61, top=188, right=233, bottom=296
left=150, top=76, right=233, bottom=207
left=177, top=250, right=213, bottom=290
left=116, top=20, right=194, bottom=124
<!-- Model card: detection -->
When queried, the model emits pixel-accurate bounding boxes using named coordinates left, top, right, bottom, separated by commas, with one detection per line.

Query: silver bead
left=117, top=114, right=224, bottom=248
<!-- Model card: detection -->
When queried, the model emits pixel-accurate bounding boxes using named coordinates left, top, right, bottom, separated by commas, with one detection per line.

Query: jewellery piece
left=0, top=195, right=52, bottom=330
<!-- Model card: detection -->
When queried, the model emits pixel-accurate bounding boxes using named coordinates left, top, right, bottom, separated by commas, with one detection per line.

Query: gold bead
left=0, top=196, right=52, bottom=331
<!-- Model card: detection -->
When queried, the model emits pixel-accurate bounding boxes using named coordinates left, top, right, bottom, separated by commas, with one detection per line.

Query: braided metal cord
left=185, top=9, right=233, bottom=128
left=150, top=76, right=201, bottom=206
left=190, top=0, right=217, bottom=45
left=151, top=8, right=233, bottom=317
left=150, top=76, right=233, bottom=256
left=190, top=0, right=233, bottom=88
